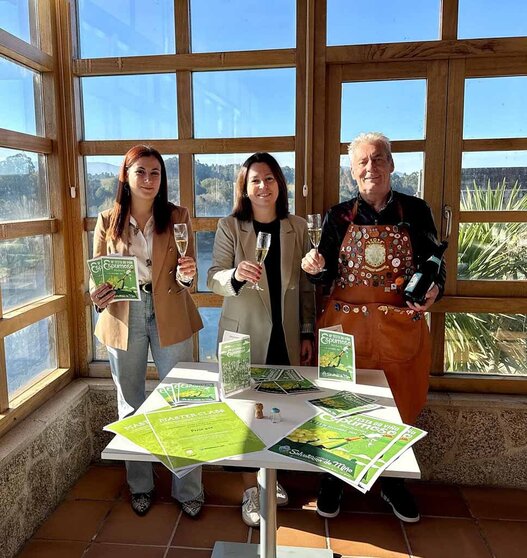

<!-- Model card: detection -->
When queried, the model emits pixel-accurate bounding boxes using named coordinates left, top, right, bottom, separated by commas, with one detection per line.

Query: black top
left=310, top=191, right=446, bottom=298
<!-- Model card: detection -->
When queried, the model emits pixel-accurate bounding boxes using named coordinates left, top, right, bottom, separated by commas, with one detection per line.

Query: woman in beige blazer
left=90, top=145, right=203, bottom=518
left=207, top=152, right=315, bottom=527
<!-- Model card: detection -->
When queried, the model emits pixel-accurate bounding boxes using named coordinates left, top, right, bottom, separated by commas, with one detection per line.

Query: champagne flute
left=173, top=223, right=188, bottom=256
left=306, top=214, right=326, bottom=272
left=251, top=231, right=271, bottom=291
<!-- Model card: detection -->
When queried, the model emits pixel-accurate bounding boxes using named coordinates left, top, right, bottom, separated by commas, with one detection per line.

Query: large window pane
left=458, top=223, right=527, bottom=280
left=339, top=152, right=423, bottom=203
left=0, top=148, right=48, bottom=220
left=193, top=69, right=295, bottom=138
left=6, top=316, right=57, bottom=397
left=461, top=152, right=527, bottom=210
left=85, top=154, right=180, bottom=217
left=0, top=235, right=53, bottom=313
left=77, top=0, right=175, bottom=58
left=82, top=74, right=177, bottom=140
left=327, top=0, right=440, bottom=46
left=198, top=307, right=220, bottom=362
left=445, top=313, right=527, bottom=375
left=190, top=0, right=295, bottom=53
left=464, top=77, right=527, bottom=139
left=341, top=80, right=426, bottom=142
left=194, top=152, right=295, bottom=217
left=1, top=0, right=31, bottom=43
left=0, top=57, right=38, bottom=135
left=458, top=0, right=527, bottom=39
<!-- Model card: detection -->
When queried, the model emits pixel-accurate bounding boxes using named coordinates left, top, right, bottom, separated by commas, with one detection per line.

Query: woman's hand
left=300, top=339, right=314, bottom=365
left=90, top=282, right=115, bottom=309
left=177, top=256, right=197, bottom=280
left=406, top=283, right=439, bottom=313
left=301, top=249, right=326, bottom=275
left=234, top=260, right=262, bottom=284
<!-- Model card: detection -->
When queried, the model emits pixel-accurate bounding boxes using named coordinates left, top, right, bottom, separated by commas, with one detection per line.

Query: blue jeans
left=107, top=291, right=202, bottom=502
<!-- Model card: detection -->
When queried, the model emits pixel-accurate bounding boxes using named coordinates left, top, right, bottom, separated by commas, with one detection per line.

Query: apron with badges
left=318, top=201, right=431, bottom=423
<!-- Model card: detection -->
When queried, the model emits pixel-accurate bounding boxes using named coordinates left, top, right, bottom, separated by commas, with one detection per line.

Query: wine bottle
left=404, top=240, right=448, bottom=305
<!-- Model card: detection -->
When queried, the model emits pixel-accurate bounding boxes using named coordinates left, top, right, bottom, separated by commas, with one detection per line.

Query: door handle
left=443, top=205, right=452, bottom=240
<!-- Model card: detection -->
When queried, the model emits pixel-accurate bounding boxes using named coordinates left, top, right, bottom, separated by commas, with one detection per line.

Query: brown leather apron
left=318, top=204, right=431, bottom=423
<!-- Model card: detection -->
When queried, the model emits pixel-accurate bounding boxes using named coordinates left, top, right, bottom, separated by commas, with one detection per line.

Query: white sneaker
left=256, top=470, right=289, bottom=506
left=241, top=487, right=260, bottom=527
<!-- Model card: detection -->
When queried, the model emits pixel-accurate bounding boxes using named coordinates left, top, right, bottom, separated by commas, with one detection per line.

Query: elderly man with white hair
left=302, top=132, right=445, bottom=523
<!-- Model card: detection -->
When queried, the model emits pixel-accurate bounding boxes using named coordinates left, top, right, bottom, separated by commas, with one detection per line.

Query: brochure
left=269, top=412, right=409, bottom=488
left=251, top=367, right=320, bottom=395
left=219, top=331, right=251, bottom=397
left=308, top=391, right=381, bottom=418
left=318, top=326, right=356, bottom=382
left=155, top=382, right=220, bottom=407
left=87, top=255, right=140, bottom=301
left=359, top=426, right=427, bottom=490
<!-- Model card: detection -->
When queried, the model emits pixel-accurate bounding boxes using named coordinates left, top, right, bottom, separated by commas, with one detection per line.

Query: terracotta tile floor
left=16, top=463, right=527, bottom=558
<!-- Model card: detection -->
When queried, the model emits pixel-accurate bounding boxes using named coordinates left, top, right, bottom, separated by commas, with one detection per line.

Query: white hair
left=348, top=132, right=393, bottom=161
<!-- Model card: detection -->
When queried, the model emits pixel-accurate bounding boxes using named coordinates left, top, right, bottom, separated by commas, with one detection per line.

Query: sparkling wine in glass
left=306, top=214, right=326, bottom=272
left=251, top=231, right=271, bottom=291
left=174, top=223, right=188, bottom=256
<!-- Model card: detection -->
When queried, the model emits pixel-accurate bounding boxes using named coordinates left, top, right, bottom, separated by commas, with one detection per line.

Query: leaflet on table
left=105, top=402, right=266, bottom=472
left=358, top=426, right=427, bottom=491
left=268, top=413, right=409, bottom=489
left=308, top=391, right=381, bottom=418
left=155, top=382, right=220, bottom=407
left=318, top=325, right=356, bottom=382
left=250, top=367, right=320, bottom=395
left=87, top=255, right=140, bottom=301
left=218, top=331, right=251, bottom=397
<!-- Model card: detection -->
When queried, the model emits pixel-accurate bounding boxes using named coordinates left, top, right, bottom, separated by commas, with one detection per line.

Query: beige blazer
left=92, top=204, right=203, bottom=350
left=207, top=215, right=315, bottom=365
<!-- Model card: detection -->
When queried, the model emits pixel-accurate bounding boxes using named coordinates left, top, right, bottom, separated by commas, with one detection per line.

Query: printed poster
left=87, top=255, right=140, bottom=301
left=219, top=331, right=251, bottom=397
left=308, top=391, right=381, bottom=418
left=318, top=327, right=356, bottom=382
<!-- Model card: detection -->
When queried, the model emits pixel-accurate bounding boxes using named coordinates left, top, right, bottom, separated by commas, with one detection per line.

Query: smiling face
left=126, top=156, right=162, bottom=202
left=350, top=141, right=394, bottom=203
left=246, top=162, right=279, bottom=219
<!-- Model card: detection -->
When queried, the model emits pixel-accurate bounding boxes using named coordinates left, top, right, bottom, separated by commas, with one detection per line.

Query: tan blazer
left=92, top=204, right=203, bottom=350
left=207, top=215, right=315, bottom=365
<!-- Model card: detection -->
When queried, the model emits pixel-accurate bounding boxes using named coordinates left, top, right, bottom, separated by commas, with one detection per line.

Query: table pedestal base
left=211, top=541, right=333, bottom=557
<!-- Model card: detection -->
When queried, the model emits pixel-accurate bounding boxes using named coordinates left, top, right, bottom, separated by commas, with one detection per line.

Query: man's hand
left=406, top=283, right=439, bottom=312
left=300, top=339, right=313, bottom=365
left=301, top=249, right=325, bottom=275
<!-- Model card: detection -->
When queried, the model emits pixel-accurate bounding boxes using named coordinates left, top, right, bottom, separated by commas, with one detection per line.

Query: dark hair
left=107, top=145, right=171, bottom=240
left=232, top=152, right=289, bottom=221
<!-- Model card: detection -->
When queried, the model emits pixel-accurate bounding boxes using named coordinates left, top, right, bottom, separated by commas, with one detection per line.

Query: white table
left=102, top=364, right=420, bottom=558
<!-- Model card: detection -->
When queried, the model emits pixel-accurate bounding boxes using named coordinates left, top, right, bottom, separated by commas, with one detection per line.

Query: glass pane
left=190, top=0, right=295, bottom=53
left=461, top=152, right=527, bottom=210
left=445, top=313, right=527, bottom=375
left=0, top=148, right=48, bottom=220
left=339, top=152, right=424, bottom=203
left=196, top=231, right=214, bottom=292
left=0, top=56, right=38, bottom=135
left=85, top=154, right=179, bottom=217
left=458, top=223, right=527, bottom=280
left=193, top=69, right=295, bottom=138
left=195, top=152, right=295, bottom=217
left=459, top=0, right=527, bottom=39
left=1, top=0, right=31, bottom=43
left=81, top=74, right=177, bottom=140
left=328, top=0, right=440, bottom=46
left=91, top=307, right=108, bottom=361
left=341, top=80, right=426, bottom=142
left=6, top=316, right=57, bottom=397
left=0, top=235, right=53, bottom=312
left=464, top=77, right=527, bottom=139
left=198, top=307, right=220, bottom=362
left=77, top=0, right=175, bottom=58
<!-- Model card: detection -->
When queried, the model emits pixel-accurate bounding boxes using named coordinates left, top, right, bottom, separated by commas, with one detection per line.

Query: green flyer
left=145, top=402, right=266, bottom=469
left=156, top=385, right=178, bottom=407
left=318, top=328, right=356, bottom=382
left=176, top=382, right=219, bottom=402
left=219, top=331, right=251, bottom=397
left=359, top=426, right=427, bottom=490
left=87, top=255, right=140, bottom=301
left=269, top=413, right=409, bottom=487
left=308, top=391, right=381, bottom=418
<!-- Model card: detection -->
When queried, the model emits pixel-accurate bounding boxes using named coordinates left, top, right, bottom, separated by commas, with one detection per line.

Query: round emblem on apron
left=356, top=231, right=362, bottom=240
left=366, top=272, right=372, bottom=279
left=348, top=260, right=353, bottom=267
left=403, top=236, right=408, bottom=241
left=334, top=303, right=340, bottom=311
left=393, top=268, right=399, bottom=273
left=394, top=233, right=401, bottom=239
left=364, top=239, right=386, bottom=269
left=392, top=257, right=401, bottom=267
left=353, top=307, right=360, bottom=313
left=380, top=231, right=388, bottom=238
left=363, top=233, right=369, bottom=239
left=348, top=274, right=355, bottom=282
left=342, top=305, right=350, bottom=314
left=393, top=225, right=399, bottom=232
left=371, top=230, right=380, bottom=237
left=346, top=246, right=351, bottom=252
left=388, top=254, right=393, bottom=260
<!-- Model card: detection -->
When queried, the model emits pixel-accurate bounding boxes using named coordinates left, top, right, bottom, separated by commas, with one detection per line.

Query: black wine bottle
left=404, top=241, right=448, bottom=305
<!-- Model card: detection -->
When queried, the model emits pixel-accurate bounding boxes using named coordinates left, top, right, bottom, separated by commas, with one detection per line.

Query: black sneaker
left=316, top=474, right=343, bottom=518
left=131, top=490, right=154, bottom=516
left=380, top=478, right=420, bottom=523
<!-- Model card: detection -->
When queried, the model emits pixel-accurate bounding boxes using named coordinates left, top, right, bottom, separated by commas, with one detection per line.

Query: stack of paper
left=156, top=382, right=220, bottom=407
left=250, top=367, right=320, bottom=395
